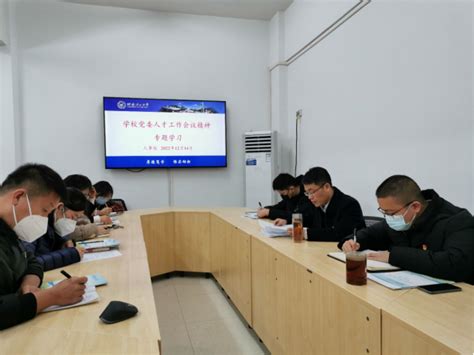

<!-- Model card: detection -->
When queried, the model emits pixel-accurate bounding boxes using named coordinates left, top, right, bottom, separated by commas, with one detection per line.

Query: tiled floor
left=152, top=274, right=270, bottom=355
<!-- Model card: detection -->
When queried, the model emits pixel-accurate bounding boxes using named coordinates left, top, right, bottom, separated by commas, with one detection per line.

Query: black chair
left=109, top=198, right=128, bottom=212
left=364, top=216, right=384, bottom=227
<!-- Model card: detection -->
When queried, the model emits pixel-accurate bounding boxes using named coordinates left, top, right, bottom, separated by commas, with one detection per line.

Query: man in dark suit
left=257, top=173, right=313, bottom=223
left=340, top=175, right=473, bottom=284
left=298, top=167, right=365, bottom=242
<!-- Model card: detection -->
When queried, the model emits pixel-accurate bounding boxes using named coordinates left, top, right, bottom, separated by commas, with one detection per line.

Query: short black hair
left=0, top=163, right=67, bottom=201
left=302, top=167, right=332, bottom=186
left=64, top=187, right=88, bottom=212
left=64, top=174, right=92, bottom=191
left=272, top=174, right=297, bottom=190
left=376, top=175, right=426, bottom=205
left=94, top=181, right=113, bottom=197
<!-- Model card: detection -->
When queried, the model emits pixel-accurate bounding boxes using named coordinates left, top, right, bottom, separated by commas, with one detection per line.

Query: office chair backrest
left=364, top=216, right=384, bottom=227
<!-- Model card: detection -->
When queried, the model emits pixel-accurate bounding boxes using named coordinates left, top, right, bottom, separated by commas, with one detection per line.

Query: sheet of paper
left=243, top=211, right=258, bottom=219
left=258, top=220, right=291, bottom=237
left=42, top=285, right=99, bottom=312
left=82, top=249, right=122, bottom=263
left=367, top=271, right=454, bottom=290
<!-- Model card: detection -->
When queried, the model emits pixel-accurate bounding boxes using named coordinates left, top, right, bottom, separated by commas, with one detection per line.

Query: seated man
left=64, top=174, right=112, bottom=224
left=22, top=187, right=86, bottom=271
left=257, top=173, right=313, bottom=223
left=65, top=187, right=109, bottom=241
left=340, top=175, right=474, bottom=284
left=93, top=180, right=123, bottom=213
left=0, top=164, right=87, bottom=330
left=301, top=167, right=365, bottom=242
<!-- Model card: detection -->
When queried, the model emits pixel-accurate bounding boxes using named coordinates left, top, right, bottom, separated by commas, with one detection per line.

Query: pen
left=353, top=228, right=357, bottom=244
left=258, top=202, right=262, bottom=208
left=61, top=270, right=72, bottom=279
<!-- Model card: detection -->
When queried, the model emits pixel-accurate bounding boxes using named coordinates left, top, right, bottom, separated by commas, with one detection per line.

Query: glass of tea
left=345, top=251, right=367, bottom=285
left=292, top=213, right=303, bottom=243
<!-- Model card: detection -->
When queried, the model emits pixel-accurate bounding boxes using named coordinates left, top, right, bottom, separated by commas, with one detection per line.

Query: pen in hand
left=258, top=202, right=262, bottom=209
left=61, top=269, right=88, bottom=286
left=353, top=228, right=357, bottom=248
left=61, top=270, right=72, bottom=279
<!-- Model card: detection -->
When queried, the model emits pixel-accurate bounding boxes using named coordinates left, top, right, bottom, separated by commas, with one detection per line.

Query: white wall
left=0, top=0, right=19, bottom=182
left=0, top=0, right=7, bottom=46
left=272, top=0, right=473, bottom=214
left=12, top=0, right=269, bottom=208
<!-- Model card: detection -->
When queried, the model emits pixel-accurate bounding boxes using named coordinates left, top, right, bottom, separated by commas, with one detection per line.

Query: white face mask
left=54, top=209, right=77, bottom=237
left=12, top=194, right=49, bottom=243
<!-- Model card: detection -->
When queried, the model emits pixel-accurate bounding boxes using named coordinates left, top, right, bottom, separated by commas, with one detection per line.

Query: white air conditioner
left=244, top=131, right=276, bottom=209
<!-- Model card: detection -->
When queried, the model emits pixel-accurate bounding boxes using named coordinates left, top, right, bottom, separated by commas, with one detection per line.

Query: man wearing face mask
left=93, top=180, right=115, bottom=214
left=0, top=164, right=87, bottom=330
left=340, top=175, right=474, bottom=284
left=21, top=187, right=86, bottom=271
left=64, top=174, right=112, bottom=224
left=257, top=173, right=313, bottom=222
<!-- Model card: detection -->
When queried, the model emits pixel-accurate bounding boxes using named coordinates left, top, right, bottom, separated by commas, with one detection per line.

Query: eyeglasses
left=304, top=185, right=324, bottom=197
left=377, top=201, right=414, bottom=217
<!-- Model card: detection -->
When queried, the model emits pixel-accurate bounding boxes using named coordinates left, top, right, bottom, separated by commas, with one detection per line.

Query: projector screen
left=103, top=97, right=227, bottom=169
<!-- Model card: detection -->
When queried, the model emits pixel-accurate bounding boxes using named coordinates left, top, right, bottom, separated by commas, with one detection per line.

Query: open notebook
left=42, top=285, right=99, bottom=312
left=42, top=273, right=108, bottom=289
left=328, top=250, right=400, bottom=272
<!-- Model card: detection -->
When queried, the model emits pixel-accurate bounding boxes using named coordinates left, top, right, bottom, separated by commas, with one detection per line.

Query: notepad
left=327, top=251, right=401, bottom=272
left=82, top=249, right=122, bottom=263
left=42, top=285, right=99, bottom=312
left=43, top=273, right=108, bottom=289
left=77, top=238, right=120, bottom=252
left=258, top=220, right=291, bottom=237
left=367, top=271, right=454, bottom=290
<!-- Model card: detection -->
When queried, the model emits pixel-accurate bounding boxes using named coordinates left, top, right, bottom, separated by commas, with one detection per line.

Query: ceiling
left=63, top=0, right=294, bottom=20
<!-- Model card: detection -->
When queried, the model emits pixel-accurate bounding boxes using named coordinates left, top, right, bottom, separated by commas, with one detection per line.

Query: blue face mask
left=385, top=205, right=416, bottom=231
left=96, top=196, right=109, bottom=205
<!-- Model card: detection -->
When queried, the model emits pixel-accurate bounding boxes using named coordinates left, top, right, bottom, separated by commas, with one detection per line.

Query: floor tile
left=177, top=289, right=240, bottom=324
left=174, top=276, right=221, bottom=297
left=160, top=323, right=194, bottom=355
left=187, top=318, right=266, bottom=355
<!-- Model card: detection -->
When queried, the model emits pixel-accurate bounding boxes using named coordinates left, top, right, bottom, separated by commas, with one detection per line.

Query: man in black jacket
left=64, top=174, right=112, bottom=224
left=300, top=167, right=365, bottom=242
left=257, top=173, right=313, bottom=223
left=340, top=175, right=474, bottom=284
left=22, top=188, right=87, bottom=272
left=0, top=164, right=87, bottom=330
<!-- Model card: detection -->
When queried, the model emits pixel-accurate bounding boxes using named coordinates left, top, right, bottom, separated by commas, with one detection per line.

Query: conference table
left=1, top=207, right=472, bottom=354
left=0, top=210, right=161, bottom=354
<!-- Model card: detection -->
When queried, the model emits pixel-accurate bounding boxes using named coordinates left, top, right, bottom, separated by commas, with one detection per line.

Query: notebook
left=42, top=285, right=99, bottom=312
left=42, top=273, right=108, bottom=289
left=367, top=271, right=454, bottom=290
left=77, top=238, right=120, bottom=252
left=327, top=251, right=400, bottom=272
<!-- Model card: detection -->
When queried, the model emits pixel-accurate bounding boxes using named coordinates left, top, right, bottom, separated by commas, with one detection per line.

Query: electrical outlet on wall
left=296, top=109, right=302, bottom=120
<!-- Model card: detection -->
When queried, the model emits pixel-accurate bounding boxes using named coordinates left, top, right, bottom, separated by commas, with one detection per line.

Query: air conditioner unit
left=244, top=131, right=276, bottom=209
